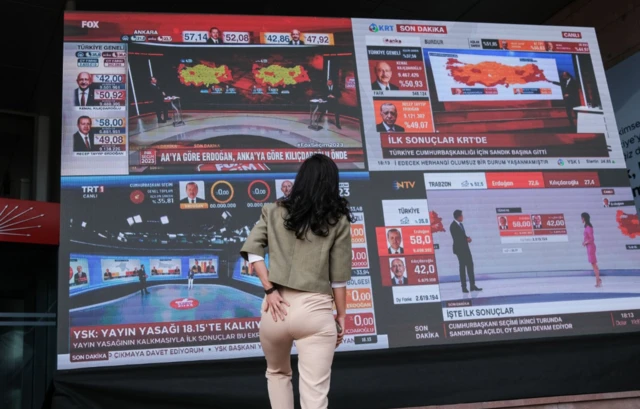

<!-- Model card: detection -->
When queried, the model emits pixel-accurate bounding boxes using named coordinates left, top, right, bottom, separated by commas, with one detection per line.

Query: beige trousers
left=259, top=287, right=337, bottom=409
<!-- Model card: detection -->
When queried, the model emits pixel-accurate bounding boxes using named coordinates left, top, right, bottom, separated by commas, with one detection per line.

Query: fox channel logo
left=369, top=23, right=394, bottom=33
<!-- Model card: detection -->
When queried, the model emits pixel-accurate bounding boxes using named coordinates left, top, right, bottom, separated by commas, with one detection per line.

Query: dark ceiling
left=3, top=0, right=578, bottom=115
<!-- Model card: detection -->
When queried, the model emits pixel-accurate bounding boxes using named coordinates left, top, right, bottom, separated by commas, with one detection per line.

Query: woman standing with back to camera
left=240, top=154, right=354, bottom=409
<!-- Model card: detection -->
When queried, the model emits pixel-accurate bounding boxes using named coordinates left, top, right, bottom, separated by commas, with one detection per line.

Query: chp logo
left=81, top=185, right=104, bottom=199
left=369, top=23, right=394, bottom=33
left=211, top=180, right=234, bottom=203
left=169, top=298, right=200, bottom=310
left=248, top=180, right=271, bottom=202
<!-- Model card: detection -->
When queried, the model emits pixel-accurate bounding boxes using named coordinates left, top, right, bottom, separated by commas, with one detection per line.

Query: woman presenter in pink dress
left=581, top=212, right=601, bottom=287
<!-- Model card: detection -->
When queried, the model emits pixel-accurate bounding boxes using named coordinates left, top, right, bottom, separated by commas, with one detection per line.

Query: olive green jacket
left=240, top=203, right=352, bottom=295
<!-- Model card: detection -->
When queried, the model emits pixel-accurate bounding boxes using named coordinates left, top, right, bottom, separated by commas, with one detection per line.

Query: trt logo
left=81, top=186, right=104, bottom=193
left=393, top=181, right=415, bottom=190
left=81, top=21, right=100, bottom=28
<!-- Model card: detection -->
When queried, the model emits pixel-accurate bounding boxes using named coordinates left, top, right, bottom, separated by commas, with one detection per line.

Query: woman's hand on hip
left=335, top=315, right=346, bottom=348
left=265, top=290, right=290, bottom=322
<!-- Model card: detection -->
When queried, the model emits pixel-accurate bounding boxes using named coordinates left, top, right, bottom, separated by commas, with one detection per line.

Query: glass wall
left=0, top=243, right=57, bottom=409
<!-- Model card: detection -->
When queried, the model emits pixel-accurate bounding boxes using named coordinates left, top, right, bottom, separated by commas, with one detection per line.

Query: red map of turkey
left=445, top=58, right=549, bottom=87
left=616, top=210, right=640, bottom=238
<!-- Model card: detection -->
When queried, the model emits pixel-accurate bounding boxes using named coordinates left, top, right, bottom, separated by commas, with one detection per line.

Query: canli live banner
left=59, top=12, right=640, bottom=370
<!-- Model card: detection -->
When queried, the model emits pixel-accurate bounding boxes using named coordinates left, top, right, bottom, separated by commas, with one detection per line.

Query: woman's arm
left=332, top=285, right=347, bottom=347
left=584, top=227, right=595, bottom=245
left=329, top=217, right=353, bottom=346
left=248, top=253, right=290, bottom=322
left=332, top=281, right=347, bottom=317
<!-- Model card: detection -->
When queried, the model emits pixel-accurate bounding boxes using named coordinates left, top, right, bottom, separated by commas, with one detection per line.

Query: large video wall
left=59, top=12, right=640, bottom=369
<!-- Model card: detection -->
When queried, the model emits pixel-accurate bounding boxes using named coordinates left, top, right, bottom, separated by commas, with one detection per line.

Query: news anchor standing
left=149, top=77, right=169, bottom=123
left=450, top=210, right=482, bottom=293
left=240, top=154, right=353, bottom=409
left=324, top=79, right=341, bottom=129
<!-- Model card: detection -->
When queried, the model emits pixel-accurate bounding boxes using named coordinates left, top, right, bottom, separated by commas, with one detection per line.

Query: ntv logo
left=393, top=181, right=415, bottom=190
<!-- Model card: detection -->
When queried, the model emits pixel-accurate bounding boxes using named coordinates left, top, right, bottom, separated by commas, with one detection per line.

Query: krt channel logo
left=369, top=23, right=394, bottom=33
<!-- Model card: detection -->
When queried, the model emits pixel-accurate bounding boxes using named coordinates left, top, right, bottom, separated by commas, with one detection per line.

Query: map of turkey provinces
left=616, top=210, right=640, bottom=239
left=445, top=58, right=550, bottom=87
left=252, top=64, right=310, bottom=87
left=178, top=62, right=232, bottom=87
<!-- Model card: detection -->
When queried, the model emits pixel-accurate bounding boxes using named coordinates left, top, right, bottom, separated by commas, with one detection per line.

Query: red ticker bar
left=153, top=148, right=363, bottom=164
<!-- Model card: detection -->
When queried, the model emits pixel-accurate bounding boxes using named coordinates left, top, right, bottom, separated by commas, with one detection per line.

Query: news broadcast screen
left=58, top=12, right=640, bottom=370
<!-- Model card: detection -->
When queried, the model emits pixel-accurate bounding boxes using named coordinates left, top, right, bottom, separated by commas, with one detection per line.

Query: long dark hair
left=581, top=212, right=593, bottom=228
left=278, top=154, right=354, bottom=239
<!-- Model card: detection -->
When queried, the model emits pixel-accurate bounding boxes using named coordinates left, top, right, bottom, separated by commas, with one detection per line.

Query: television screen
left=58, top=12, right=640, bottom=370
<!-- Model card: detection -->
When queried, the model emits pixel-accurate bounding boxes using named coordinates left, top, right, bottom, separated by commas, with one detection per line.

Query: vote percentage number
left=350, top=289, right=372, bottom=302
left=351, top=247, right=368, bottom=268
left=409, top=234, right=431, bottom=245
left=546, top=219, right=565, bottom=227
left=94, top=135, right=125, bottom=145
left=304, top=34, right=330, bottom=45
left=350, top=225, right=366, bottom=244
left=512, top=220, right=532, bottom=229
left=265, top=34, right=291, bottom=44
left=94, top=90, right=125, bottom=100
left=95, top=118, right=125, bottom=127
left=414, top=263, right=436, bottom=275
left=182, top=31, right=208, bottom=42
left=352, top=248, right=368, bottom=261
left=93, top=74, right=124, bottom=83
left=403, top=121, right=431, bottom=130
left=344, top=313, right=375, bottom=335
left=399, top=79, right=425, bottom=88
left=224, top=32, right=250, bottom=43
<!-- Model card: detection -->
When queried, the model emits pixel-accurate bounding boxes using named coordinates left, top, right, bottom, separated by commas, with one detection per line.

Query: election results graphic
left=58, top=11, right=640, bottom=370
